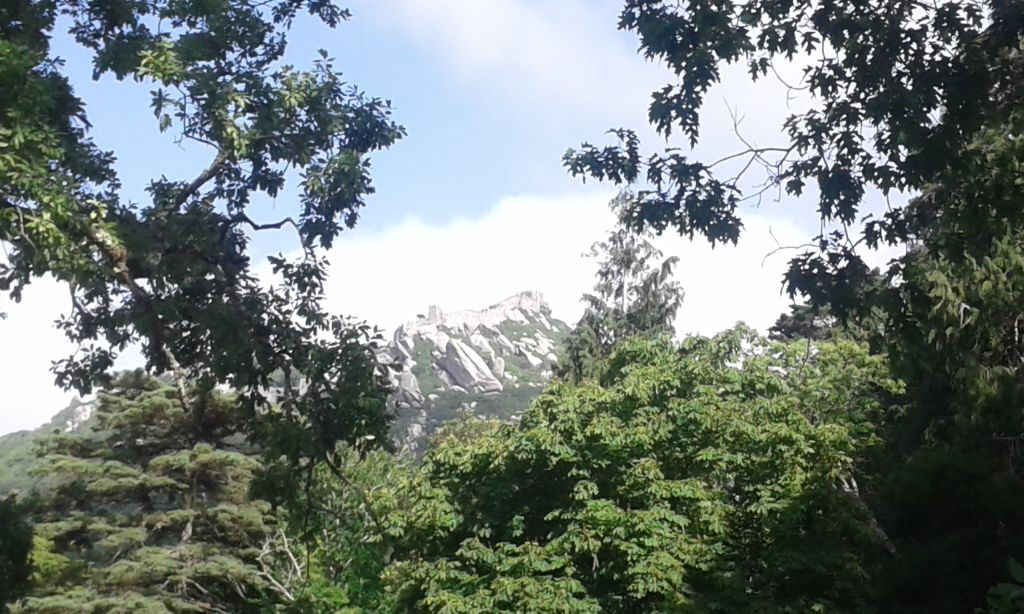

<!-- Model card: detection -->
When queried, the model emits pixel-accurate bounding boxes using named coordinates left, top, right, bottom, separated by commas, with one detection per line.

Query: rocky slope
left=381, top=291, right=569, bottom=454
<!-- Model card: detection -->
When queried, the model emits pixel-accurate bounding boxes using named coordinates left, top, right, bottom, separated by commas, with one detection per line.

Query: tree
left=251, top=446, right=415, bottom=613
left=565, top=8, right=1024, bottom=608
left=13, top=373, right=281, bottom=612
left=564, top=0, right=1021, bottom=314
left=381, top=331, right=902, bottom=613
left=764, top=68, right=1024, bottom=609
left=560, top=192, right=683, bottom=382
left=0, top=495, right=33, bottom=610
left=1, top=0, right=401, bottom=477
left=865, top=213, right=1024, bottom=611
left=768, top=296, right=883, bottom=346
left=769, top=303, right=840, bottom=342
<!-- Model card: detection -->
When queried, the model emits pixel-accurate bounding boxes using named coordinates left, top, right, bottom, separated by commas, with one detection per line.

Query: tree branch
left=2, top=196, right=189, bottom=398
left=221, top=213, right=305, bottom=246
left=841, top=476, right=897, bottom=555
left=230, top=213, right=300, bottom=233
left=171, top=150, right=230, bottom=210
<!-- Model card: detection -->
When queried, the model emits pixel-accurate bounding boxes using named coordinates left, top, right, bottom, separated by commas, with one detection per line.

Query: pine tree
left=560, top=192, right=684, bottom=382
left=14, top=372, right=280, bottom=613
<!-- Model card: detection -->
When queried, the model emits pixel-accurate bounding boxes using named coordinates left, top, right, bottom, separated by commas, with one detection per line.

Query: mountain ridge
left=0, top=291, right=568, bottom=492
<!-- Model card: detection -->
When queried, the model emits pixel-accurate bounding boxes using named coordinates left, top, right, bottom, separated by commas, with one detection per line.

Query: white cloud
left=657, top=221, right=801, bottom=337
left=0, top=277, right=77, bottom=434
left=357, top=0, right=665, bottom=121
left=0, top=275, right=146, bottom=435
left=321, top=190, right=617, bottom=331
left=321, top=191, right=806, bottom=338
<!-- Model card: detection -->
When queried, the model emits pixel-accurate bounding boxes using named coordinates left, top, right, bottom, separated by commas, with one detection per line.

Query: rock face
left=439, top=340, right=503, bottom=393
left=381, top=291, right=570, bottom=455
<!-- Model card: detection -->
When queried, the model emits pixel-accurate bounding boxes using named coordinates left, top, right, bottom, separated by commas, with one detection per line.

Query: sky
left=0, top=0, right=902, bottom=435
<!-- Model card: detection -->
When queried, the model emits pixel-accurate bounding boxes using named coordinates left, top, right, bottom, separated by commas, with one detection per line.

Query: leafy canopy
left=565, top=0, right=1018, bottom=312
left=253, top=447, right=416, bottom=612
left=381, top=331, right=901, bottom=613
left=1, top=0, right=401, bottom=475
left=865, top=181, right=1024, bottom=611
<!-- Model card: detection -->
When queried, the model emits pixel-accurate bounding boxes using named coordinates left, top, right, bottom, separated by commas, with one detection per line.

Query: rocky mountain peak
left=383, top=291, right=570, bottom=454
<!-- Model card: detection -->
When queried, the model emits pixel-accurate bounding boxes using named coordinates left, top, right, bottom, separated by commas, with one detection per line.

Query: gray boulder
left=438, top=339, right=503, bottom=393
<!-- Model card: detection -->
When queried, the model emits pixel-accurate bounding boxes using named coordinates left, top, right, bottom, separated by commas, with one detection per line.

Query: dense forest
left=3, top=0, right=1024, bottom=611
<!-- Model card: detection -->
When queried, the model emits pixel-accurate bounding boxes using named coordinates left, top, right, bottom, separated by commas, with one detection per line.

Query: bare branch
left=171, top=150, right=230, bottom=210
left=231, top=213, right=301, bottom=233
left=257, top=529, right=307, bottom=603
left=761, top=226, right=818, bottom=267
left=769, top=60, right=810, bottom=93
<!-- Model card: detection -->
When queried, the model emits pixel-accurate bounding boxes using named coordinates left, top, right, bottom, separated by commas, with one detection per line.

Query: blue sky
left=0, top=0, right=904, bottom=433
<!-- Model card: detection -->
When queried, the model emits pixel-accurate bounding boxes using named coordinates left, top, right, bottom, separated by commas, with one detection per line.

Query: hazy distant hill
left=0, top=397, right=97, bottom=494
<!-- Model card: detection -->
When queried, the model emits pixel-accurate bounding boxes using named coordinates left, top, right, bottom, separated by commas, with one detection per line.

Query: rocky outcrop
left=394, top=370, right=424, bottom=406
left=385, top=291, right=570, bottom=455
left=385, top=291, right=567, bottom=398
left=62, top=399, right=96, bottom=432
left=438, top=339, right=503, bottom=393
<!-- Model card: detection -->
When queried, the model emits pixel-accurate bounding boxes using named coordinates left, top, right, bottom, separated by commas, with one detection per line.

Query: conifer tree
left=561, top=192, right=683, bottom=382
left=14, top=372, right=280, bottom=613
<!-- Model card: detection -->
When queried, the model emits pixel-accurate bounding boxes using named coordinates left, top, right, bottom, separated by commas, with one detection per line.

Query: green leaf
left=1010, top=558, right=1024, bottom=584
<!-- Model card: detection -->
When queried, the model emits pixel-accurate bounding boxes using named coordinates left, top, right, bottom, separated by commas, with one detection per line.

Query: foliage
left=560, top=192, right=684, bottom=382
left=0, top=0, right=400, bottom=488
left=562, top=6, right=1024, bottom=609
left=768, top=299, right=883, bottom=350
left=0, top=432, right=39, bottom=496
left=565, top=0, right=1020, bottom=315
left=809, top=78, right=1024, bottom=610
left=254, top=446, right=415, bottom=613
left=856, top=227, right=1024, bottom=612
left=0, top=495, right=33, bottom=609
left=981, top=560, right=1024, bottom=614
left=6, top=1, right=1024, bottom=610
left=13, top=373, right=280, bottom=613
left=381, top=331, right=901, bottom=613
left=769, top=303, right=843, bottom=343
left=409, top=338, right=446, bottom=393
